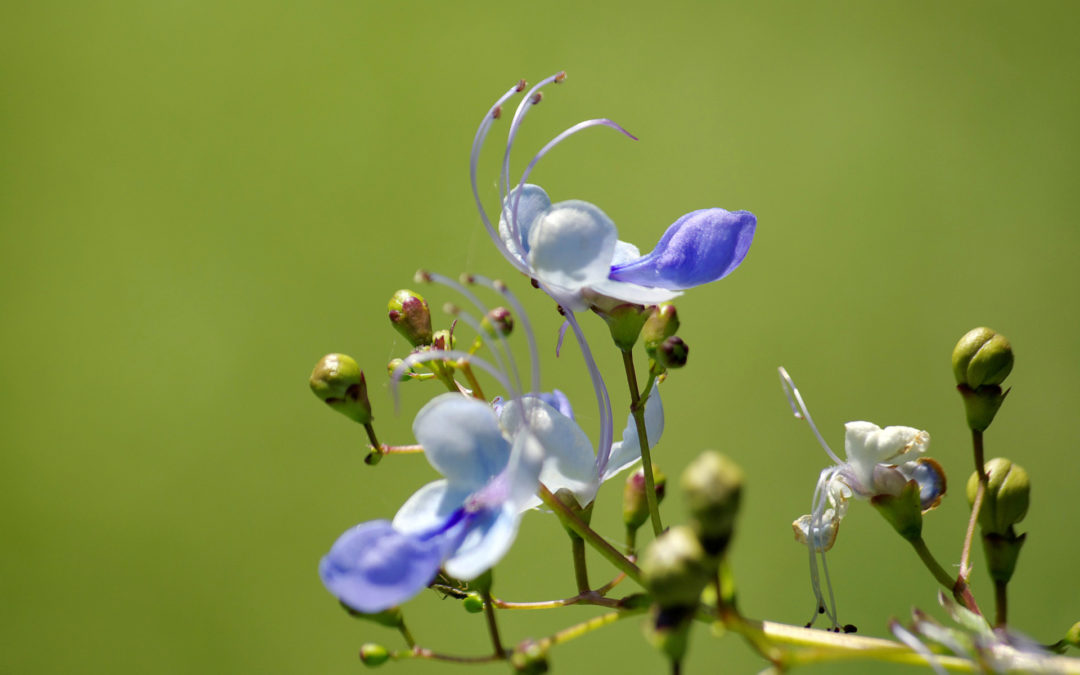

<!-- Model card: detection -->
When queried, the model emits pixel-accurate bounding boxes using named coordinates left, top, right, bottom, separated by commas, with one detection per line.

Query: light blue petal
left=319, top=520, right=443, bottom=613
left=392, top=479, right=473, bottom=535
left=586, top=277, right=683, bottom=305
left=537, top=389, right=574, bottom=421
left=527, top=200, right=617, bottom=291
left=413, top=393, right=511, bottom=491
left=444, top=504, right=521, bottom=580
left=498, top=184, right=551, bottom=258
left=610, top=240, right=642, bottom=266
left=602, top=384, right=665, bottom=482
left=501, top=397, right=597, bottom=508
left=607, top=209, right=756, bottom=290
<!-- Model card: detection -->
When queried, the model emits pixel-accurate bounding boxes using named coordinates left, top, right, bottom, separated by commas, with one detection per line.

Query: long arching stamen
left=470, top=79, right=532, bottom=275
left=500, top=72, right=565, bottom=248
left=422, top=270, right=520, bottom=396
left=390, top=350, right=515, bottom=413
left=562, top=309, right=615, bottom=473
left=805, top=467, right=833, bottom=626
left=778, top=367, right=843, bottom=465
left=469, top=275, right=540, bottom=397
left=511, top=118, right=637, bottom=234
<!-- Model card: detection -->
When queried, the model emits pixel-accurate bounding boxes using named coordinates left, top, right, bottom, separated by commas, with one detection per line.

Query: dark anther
left=843, top=624, right=858, bottom=634
left=818, top=606, right=825, bottom=614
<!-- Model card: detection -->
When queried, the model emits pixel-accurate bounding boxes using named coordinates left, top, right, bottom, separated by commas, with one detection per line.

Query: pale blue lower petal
left=319, top=520, right=443, bottom=613
left=501, top=397, right=597, bottom=508
left=586, top=277, right=682, bottom=306
left=527, top=200, right=617, bottom=291
left=602, top=384, right=665, bottom=482
left=392, top=479, right=473, bottom=535
left=607, top=209, right=755, bottom=290
left=413, top=393, right=511, bottom=491
left=444, top=504, right=521, bottom=580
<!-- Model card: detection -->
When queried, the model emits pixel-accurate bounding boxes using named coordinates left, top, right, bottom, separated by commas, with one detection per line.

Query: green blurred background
left=3, top=1, right=1078, bottom=673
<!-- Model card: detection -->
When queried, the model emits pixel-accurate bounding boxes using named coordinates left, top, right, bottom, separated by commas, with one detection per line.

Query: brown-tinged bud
left=642, top=304, right=680, bottom=358
left=388, top=289, right=433, bottom=347
left=480, top=306, right=514, bottom=338
left=623, top=465, right=667, bottom=532
left=310, top=353, right=372, bottom=424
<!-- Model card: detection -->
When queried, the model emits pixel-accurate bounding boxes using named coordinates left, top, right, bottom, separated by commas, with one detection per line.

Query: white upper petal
left=602, top=383, right=665, bottom=482
left=527, top=200, right=617, bottom=291
left=498, top=184, right=551, bottom=261
left=843, top=421, right=929, bottom=491
left=413, top=394, right=511, bottom=492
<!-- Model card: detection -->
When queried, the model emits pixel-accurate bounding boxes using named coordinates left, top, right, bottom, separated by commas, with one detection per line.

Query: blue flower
left=469, top=73, right=757, bottom=311
left=319, top=392, right=543, bottom=613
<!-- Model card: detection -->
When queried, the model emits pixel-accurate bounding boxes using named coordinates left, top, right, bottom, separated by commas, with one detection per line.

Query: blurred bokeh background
left=3, top=1, right=1079, bottom=673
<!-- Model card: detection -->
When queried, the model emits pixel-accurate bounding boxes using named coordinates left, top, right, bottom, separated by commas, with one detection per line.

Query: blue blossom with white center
left=470, top=72, right=757, bottom=313
left=778, top=367, right=947, bottom=629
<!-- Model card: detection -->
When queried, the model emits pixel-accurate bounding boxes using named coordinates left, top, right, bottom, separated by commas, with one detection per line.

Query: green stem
left=459, top=362, right=487, bottom=400
left=572, top=536, right=590, bottom=594
left=995, top=579, right=1008, bottom=628
left=493, top=574, right=627, bottom=610
left=536, top=607, right=645, bottom=651
left=481, top=588, right=506, bottom=658
left=397, top=618, right=416, bottom=648
left=958, top=429, right=987, bottom=581
left=362, top=423, right=383, bottom=465
left=390, top=646, right=503, bottom=664
left=621, top=350, right=663, bottom=536
left=539, top=485, right=644, bottom=586
left=911, top=536, right=957, bottom=591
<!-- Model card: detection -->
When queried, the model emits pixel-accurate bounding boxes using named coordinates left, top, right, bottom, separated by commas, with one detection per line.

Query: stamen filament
left=778, top=367, right=844, bottom=465
left=470, top=275, right=540, bottom=396
left=561, top=310, right=614, bottom=473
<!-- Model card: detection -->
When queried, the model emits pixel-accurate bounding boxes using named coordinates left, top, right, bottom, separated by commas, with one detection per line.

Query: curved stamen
left=390, top=349, right=515, bottom=413
left=511, top=118, right=637, bottom=236
left=422, top=270, right=521, bottom=396
left=469, top=275, right=540, bottom=397
left=778, top=367, right=843, bottom=465
left=500, top=72, right=565, bottom=248
left=561, top=309, right=615, bottom=473
left=470, top=80, right=532, bottom=276
left=805, top=467, right=833, bottom=626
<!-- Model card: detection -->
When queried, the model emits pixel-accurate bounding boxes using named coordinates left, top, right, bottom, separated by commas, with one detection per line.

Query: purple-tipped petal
left=608, top=209, right=756, bottom=290
left=319, top=520, right=443, bottom=613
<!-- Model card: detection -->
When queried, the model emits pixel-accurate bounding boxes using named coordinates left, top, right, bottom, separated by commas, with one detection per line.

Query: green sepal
left=602, top=303, right=651, bottom=352
left=870, top=479, right=924, bottom=542
left=982, top=530, right=1026, bottom=584
left=956, top=383, right=1008, bottom=432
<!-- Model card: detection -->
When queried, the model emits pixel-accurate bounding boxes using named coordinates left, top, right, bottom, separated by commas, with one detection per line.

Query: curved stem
left=621, top=350, right=663, bottom=536
left=539, top=485, right=643, bottom=586
left=572, top=536, right=590, bottom=594
left=958, top=429, right=987, bottom=582
left=482, top=588, right=506, bottom=658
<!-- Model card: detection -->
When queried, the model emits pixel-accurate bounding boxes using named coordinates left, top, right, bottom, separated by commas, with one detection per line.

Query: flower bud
left=642, top=304, right=680, bottom=357
left=431, top=328, right=455, bottom=351
left=510, top=640, right=549, bottom=674
left=388, top=289, right=433, bottom=347
left=387, top=358, right=411, bottom=382
left=657, top=336, right=689, bottom=370
left=952, top=327, right=1014, bottom=388
left=1065, top=621, right=1080, bottom=649
left=359, top=643, right=389, bottom=667
left=640, top=526, right=712, bottom=609
left=681, top=451, right=743, bottom=556
left=310, top=354, right=373, bottom=424
left=480, top=306, right=514, bottom=338
left=966, top=457, right=1030, bottom=535
left=553, top=487, right=594, bottom=538
left=643, top=605, right=693, bottom=664
left=603, top=303, right=651, bottom=352
left=623, top=465, right=667, bottom=532
left=462, top=591, right=485, bottom=614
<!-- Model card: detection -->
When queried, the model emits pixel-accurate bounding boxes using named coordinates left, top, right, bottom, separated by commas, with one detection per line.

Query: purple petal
left=537, top=389, right=574, bottom=420
left=319, top=520, right=443, bottom=613
left=607, top=209, right=756, bottom=290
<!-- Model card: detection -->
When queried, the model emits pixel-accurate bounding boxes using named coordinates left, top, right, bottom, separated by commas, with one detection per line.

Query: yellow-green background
left=3, top=2, right=1078, bottom=673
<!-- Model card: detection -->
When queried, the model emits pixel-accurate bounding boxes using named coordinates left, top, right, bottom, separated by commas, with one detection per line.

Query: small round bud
left=642, top=304, right=680, bottom=356
left=1065, top=621, right=1080, bottom=649
left=510, top=640, right=549, bottom=674
left=462, top=592, right=485, bottom=614
left=953, top=327, right=1014, bottom=388
left=681, top=451, right=743, bottom=555
left=657, top=336, right=689, bottom=369
left=640, top=526, right=712, bottom=609
left=480, top=307, right=514, bottom=338
left=431, top=328, right=455, bottom=351
left=387, top=358, right=411, bottom=382
left=602, top=303, right=651, bottom=352
left=966, top=457, right=1030, bottom=535
left=388, top=289, right=433, bottom=347
left=359, top=643, right=389, bottom=667
left=310, top=354, right=373, bottom=424
left=623, top=465, right=667, bottom=531
left=553, top=487, right=594, bottom=537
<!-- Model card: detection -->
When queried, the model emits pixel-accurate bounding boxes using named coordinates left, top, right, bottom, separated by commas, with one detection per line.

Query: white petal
left=602, top=384, right=665, bottom=482
left=444, top=504, right=521, bottom=580
left=392, top=480, right=472, bottom=535
left=498, top=184, right=551, bottom=260
left=501, top=397, right=598, bottom=508
left=413, top=394, right=511, bottom=491
left=610, top=240, right=642, bottom=265
left=527, top=200, right=617, bottom=291
left=585, top=278, right=683, bottom=306
left=844, top=421, right=929, bottom=490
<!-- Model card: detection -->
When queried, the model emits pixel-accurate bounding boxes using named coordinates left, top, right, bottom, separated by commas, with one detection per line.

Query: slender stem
left=911, top=537, right=957, bottom=590
left=371, top=443, right=424, bottom=455
left=621, top=350, right=663, bottom=536
left=493, top=573, right=628, bottom=610
left=459, top=362, right=487, bottom=400
left=959, top=429, right=987, bottom=581
left=397, top=618, right=416, bottom=648
left=626, top=527, right=637, bottom=558
left=390, top=646, right=503, bottom=664
left=539, top=485, right=644, bottom=586
left=536, top=607, right=645, bottom=650
left=994, top=579, right=1008, bottom=628
left=481, top=589, right=506, bottom=658
left=362, top=423, right=383, bottom=465
left=572, top=536, right=590, bottom=594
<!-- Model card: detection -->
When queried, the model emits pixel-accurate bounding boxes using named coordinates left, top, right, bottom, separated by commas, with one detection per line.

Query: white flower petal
left=498, top=184, right=551, bottom=260
left=843, top=421, right=929, bottom=491
left=413, top=394, right=511, bottom=491
left=527, top=200, right=617, bottom=291
left=585, top=278, right=683, bottom=306
left=444, top=504, right=521, bottom=580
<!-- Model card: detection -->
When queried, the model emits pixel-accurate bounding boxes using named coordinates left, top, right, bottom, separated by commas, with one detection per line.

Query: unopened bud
left=1065, top=621, right=1080, bottom=648
left=967, top=458, right=1030, bottom=535
left=681, top=451, right=743, bottom=555
left=480, top=307, right=514, bottom=338
left=359, top=643, right=389, bottom=667
left=510, top=640, right=549, bottom=674
left=623, top=465, right=667, bottom=532
left=642, top=304, right=680, bottom=357
left=310, top=354, right=373, bottom=424
left=462, top=592, right=485, bottom=614
left=431, top=328, right=455, bottom=351
left=388, top=289, right=433, bottom=347
left=603, top=303, right=651, bottom=352
left=953, top=327, right=1014, bottom=388
left=553, top=487, right=594, bottom=538
left=657, top=336, right=689, bottom=369
left=640, top=526, right=712, bottom=609
left=643, top=605, right=693, bottom=664
left=387, top=358, right=411, bottom=382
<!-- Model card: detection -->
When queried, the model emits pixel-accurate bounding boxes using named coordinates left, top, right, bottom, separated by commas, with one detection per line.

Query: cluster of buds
left=642, top=304, right=688, bottom=374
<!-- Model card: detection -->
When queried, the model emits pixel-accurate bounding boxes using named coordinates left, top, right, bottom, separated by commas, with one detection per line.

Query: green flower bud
left=310, top=354, right=373, bottom=424
left=359, top=643, right=390, bottom=667
left=952, top=327, right=1014, bottom=388
left=642, top=304, right=680, bottom=358
left=681, top=451, right=743, bottom=556
left=1065, top=621, right=1080, bottom=649
left=510, top=640, right=549, bottom=674
left=657, top=336, right=689, bottom=370
left=387, top=358, right=411, bottom=382
left=966, top=458, right=1030, bottom=535
left=480, top=306, right=514, bottom=338
left=602, top=303, right=651, bottom=352
left=431, top=328, right=455, bottom=351
left=870, top=479, right=924, bottom=542
left=640, top=526, right=712, bottom=609
left=388, top=289, right=433, bottom=347
left=462, top=592, right=485, bottom=614
left=643, top=605, right=693, bottom=665
left=623, top=465, right=667, bottom=532
left=553, top=487, right=594, bottom=539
